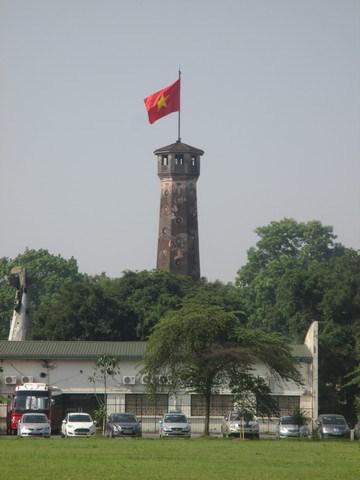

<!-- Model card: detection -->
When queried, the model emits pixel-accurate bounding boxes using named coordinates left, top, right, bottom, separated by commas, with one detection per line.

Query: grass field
left=0, top=437, right=359, bottom=480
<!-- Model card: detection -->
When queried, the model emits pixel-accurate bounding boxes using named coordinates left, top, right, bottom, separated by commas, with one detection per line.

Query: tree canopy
left=236, top=218, right=360, bottom=420
left=142, top=303, right=302, bottom=435
left=0, top=248, right=82, bottom=339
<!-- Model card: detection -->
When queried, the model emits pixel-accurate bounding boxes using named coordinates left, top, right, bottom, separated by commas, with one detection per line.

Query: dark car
left=315, top=414, right=350, bottom=439
left=105, top=413, right=142, bottom=437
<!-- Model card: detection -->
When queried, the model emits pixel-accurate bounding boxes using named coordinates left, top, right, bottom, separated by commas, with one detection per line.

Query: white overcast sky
left=0, top=0, right=359, bottom=282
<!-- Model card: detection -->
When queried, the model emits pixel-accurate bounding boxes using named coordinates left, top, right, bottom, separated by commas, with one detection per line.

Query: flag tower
left=154, top=141, right=204, bottom=280
left=144, top=74, right=204, bottom=279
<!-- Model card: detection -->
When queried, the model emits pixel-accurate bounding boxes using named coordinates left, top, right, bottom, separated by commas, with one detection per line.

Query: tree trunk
left=103, top=374, right=107, bottom=436
left=204, top=389, right=211, bottom=436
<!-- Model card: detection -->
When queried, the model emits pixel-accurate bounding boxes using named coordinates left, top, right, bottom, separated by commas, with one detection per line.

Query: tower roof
left=154, top=141, right=204, bottom=156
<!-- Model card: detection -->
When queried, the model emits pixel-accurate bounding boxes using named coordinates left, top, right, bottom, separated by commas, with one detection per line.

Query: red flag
left=144, top=79, right=180, bottom=124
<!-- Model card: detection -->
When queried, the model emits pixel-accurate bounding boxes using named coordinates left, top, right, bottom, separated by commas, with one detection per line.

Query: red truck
left=7, top=382, right=62, bottom=434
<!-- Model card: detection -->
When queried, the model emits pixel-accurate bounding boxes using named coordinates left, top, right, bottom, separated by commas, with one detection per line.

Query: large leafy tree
left=142, top=303, right=302, bottom=435
left=33, top=270, right=197, bottom=341
left=0, top=248, right=82, bottom=339
left=32, top=277, right=137, bottom=340
left=235, top=218, right=360, bottom=420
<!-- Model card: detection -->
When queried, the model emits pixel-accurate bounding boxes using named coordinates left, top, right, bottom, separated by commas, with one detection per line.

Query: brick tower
left=155, top=140, right=204, bottom=280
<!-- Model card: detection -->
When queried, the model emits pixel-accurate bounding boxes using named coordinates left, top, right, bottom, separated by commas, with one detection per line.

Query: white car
left=17, top=413, right=51, bottom=437
left=61, top=412, right=96, bottom=437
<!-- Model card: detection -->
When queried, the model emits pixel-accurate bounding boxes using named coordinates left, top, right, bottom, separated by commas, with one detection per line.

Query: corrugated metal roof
left=0, top=341, right=312, bottom=361
left=0, top=341, right=146, bottom=360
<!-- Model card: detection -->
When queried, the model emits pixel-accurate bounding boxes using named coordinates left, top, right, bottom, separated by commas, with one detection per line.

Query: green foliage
left=89, top=355, right=121, bottom=435
left=92, top=405, right=107, bottom=426
left=291, top=407, right=308, bottom=426
left=0, top=248, right=82, bottom=339
left=107, top=270, right=196, bottom=339
left=230, top=375, right=279, bottom=417
left=33, top=277, right=136, bottom=340
left=236, top=218, right=360, bottom=420
left=24, top=267, right=243, bottom=343
left=143, top=304, right=301, bottom=435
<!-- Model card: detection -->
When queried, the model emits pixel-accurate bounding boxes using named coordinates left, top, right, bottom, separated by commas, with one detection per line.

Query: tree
left=0, top=248, right=82, bottom=339
left=235, top=218, right=360, bottom=421
left=88, top=355, right=121, bottom=435
left=142, top=303, right=302, bottom=435
left=33, top=277, right=137, bottom=340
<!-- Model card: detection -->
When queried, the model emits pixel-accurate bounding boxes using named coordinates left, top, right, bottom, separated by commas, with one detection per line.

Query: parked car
left=61, top=412, right=96, bottom=437
left=105, top=413, right=142, bottom=437
left=277, top=415, right=310, bottom=438
left=221, top=411, right=259, bottom=439
left=315, top=414, right=350, bottom=439
left=159, top=412, right=191, bottom=438
left=17, top=413, right=51, bottom=438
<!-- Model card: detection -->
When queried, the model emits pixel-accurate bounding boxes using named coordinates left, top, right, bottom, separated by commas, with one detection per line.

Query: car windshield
left=322, top=416, right=346, bottom=425
left=111, top=414, right=136, bottom=423
left=230, top=412, right=254, bottom=421
left=164, top=415, right=187, bottom=423
left=69, top=414, right=91, bottom=422
left=280, top=416, right=297, bottom=425
left=23, top=414, right=48, bottom=423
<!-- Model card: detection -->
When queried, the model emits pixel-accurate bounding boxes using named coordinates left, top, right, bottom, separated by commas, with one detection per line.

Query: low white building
left=0, top=322, right=318, bottom=435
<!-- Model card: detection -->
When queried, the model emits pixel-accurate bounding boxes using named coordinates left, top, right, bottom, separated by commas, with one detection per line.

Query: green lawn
left=0, top=437, right=359, bottom=480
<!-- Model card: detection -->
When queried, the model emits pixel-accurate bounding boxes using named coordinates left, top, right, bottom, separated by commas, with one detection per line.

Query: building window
left=161, top=156, right=168, bottom=166
left=191, top=395, right=233, bottom=416
left=125, top=394, right=168, bottom=416
left=191, top=156, right=196, bottom=166
left=175, top=155, right=183, bottom=165
left=272, top=396, right=300, bottom=416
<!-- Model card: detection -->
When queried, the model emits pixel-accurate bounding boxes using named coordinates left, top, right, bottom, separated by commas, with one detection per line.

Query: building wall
left=0, top=322, right=318, bottom=434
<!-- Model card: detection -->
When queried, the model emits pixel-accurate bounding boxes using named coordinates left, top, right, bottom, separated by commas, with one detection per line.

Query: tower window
left=161, top=156, right=168, bottom=166
left=191, top=156, right=196, bottom=166
left=175, top=155, right=183, bottom=165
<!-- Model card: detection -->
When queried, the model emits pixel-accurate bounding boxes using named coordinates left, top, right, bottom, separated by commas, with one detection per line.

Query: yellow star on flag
left=157, top=94, right=169, bottom=110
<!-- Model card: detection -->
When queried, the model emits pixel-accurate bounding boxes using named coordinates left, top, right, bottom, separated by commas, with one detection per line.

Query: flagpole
left=177, top=69, right=181, bottom=142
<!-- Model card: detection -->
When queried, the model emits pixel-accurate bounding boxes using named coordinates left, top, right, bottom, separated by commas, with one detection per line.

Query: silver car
left=221, top=411, right=259, bottom=439
left=278, top=416, right=310, bottom=438
left=315, top=414, right=350, bottom=439
left=159, top=412, right=191, bottom=438
left=17, top=413, right=51, bottom=437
